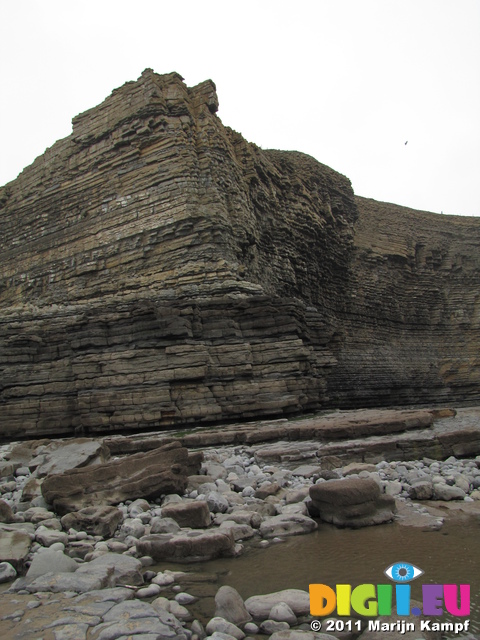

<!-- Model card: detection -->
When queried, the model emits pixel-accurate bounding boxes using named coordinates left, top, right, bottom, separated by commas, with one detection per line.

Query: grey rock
left=259, top=514, right=317, bottom=539
left=214, top=585, right=252, bottom=625
left=27, top=549, right=78, bottom=579
left=245, top=589, right=310, bottom=619
left=206, top=491, right=230, bottom=514
left=0, top=498, right=15, bottom=523
left=23, top=506, right=57, bottom=523
left=152, top=571, right=176, bottom=586
left=215, top=510, right=262, bottom=529
left=150, top=516, right=182, bottom=534
left=260, top=620, right=291, bottom=634
left=61, top=506, right=124, bottom=538
left=137, top=583, right=162, bottom=598
left=80, top=552, right=144, bottom=586
left=384, top=481, right=403, bottom=496
left=291, top=464, right=322, bottom=478
left=35, top=525, right=69, bottom=547
left=31, top=439, right=110, bottom=478
left=94, top=617, right=185, bottom=639
left=128, top=498, right=151, bottom=516
left=120, top=518, right=146, bottom=539
left=408, top=481, right=433, bottom=500
left=433, top=484, right=466, bottom=501
left=0, top=528, right=31, bottom=570
left=269, top=602, right=297, bottom=625
left=175, top=591, right=197, bottom=605
left=0, top=561, right=17, bottom=583
left=218, top=521, right=256, bottom=541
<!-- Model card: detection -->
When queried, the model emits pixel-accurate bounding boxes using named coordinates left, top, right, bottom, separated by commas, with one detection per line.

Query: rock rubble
left=1, top=423, right=480, bottom=638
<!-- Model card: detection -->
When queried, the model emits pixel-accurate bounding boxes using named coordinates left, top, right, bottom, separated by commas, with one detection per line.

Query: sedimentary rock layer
left=328, top=197, right=480, bottom=407
left=0, top=69, right=479, bottom=438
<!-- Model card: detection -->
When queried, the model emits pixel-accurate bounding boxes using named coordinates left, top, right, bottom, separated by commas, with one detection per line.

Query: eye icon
left=384, top=562, right=424, bottom=583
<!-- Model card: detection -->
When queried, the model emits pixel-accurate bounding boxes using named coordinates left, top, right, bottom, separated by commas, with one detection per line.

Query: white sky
left=1, top=0, right=479, bottom=216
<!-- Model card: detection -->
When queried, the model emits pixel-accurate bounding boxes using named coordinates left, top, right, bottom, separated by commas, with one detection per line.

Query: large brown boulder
left=41, top=441, right=201, bottom=515
left=309, top=477, right=396, bottom=528
left=161, top=500, right=211, bottom=528
left=137, top=529, right=236, bottom=562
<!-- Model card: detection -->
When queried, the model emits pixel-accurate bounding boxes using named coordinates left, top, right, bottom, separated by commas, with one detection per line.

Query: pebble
left=136, top=584, right=162, bottom=598
left=175, top=592, right=197, bottom=605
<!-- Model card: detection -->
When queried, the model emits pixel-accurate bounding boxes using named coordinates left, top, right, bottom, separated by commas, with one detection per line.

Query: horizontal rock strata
left=309, top=477, right=396, bottom=528
left=0, top=69, right=479, bottom=438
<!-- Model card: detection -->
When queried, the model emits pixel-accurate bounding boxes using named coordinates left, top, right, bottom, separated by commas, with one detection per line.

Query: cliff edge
left=0, top=70, right=479, bottom=439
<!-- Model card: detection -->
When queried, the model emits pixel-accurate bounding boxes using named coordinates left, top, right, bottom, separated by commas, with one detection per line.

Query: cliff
left=0, top=70, right=479, bottom=439
left=328, top=197, right=480, bottom=407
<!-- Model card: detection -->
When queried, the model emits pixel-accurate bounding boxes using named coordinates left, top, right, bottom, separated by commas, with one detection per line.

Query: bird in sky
left=405, top=141, right=408, bottom=145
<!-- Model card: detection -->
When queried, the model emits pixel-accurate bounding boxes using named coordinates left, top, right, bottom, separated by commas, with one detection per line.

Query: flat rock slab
left=41, top=441, right=201, bottom=515
left=394, top=500, right=444, bottom=531
left=137, top=529, right=236, bottom=562
left=11, top=553, right=143, bottom=594
left=0, top=529, right=32, bottom=571
left=29, top=438, right=110, bottom=477
left=0, top=588, right=136, bottom=640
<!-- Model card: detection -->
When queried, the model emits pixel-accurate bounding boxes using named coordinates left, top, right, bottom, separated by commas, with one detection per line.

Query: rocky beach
left=1, top=68, right=480, bottom=639
left=1, top=407, right=480, bottom=639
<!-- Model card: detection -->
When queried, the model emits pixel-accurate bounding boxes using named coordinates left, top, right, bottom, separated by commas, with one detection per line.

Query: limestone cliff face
left=327, top=197, right=480, bottom=407
left=0, top=70, right=355, bottom=438
left=0, top=70, right=478, bottom=439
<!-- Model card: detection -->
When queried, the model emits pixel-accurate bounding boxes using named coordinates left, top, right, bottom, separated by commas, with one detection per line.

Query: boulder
left=30, top=438, right=110, bottom=477
left=41, top=441, right=202, bottom=515
left=214, top=585, right=252, bottom=625
left=433, top=483, right=466, bottom=501
left=61, top=505, right=124, bottom=537
left=161, top=500, right=211, bottom=528
left=408, top=481, right=434, bottom=500
left=21, top=476, right=44, bottom=502
left=309, top=478, right=396, bottom=528
left=83, top=553, right=144, bottom=586
left=136, top=529, right=236, bottom=562
left=206, top=491, right=230, bottom=513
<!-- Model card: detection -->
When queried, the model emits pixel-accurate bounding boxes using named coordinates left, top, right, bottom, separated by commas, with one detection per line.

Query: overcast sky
left=1, top=0, right=479, bottom=216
